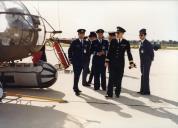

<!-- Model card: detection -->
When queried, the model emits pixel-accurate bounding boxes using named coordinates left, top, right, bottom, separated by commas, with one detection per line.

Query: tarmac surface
left=0, top=48, right=178, bottom=128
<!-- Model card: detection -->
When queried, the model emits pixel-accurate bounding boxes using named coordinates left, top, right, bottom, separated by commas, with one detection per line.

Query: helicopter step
left=0, top=62, right=58, bottom=88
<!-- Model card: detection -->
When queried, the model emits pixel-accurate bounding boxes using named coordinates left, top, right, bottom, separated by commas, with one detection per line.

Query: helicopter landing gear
left=0, top=82, right=5, bottom=102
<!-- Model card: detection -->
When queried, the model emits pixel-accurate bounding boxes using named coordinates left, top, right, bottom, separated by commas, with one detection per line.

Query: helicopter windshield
left=0, top=1, right=45, bottom=48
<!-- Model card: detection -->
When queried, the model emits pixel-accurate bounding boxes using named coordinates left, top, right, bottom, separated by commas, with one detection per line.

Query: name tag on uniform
left=84, top=49, right=86, bottom=53
left=141, top=50, right=144, bottom=53
left=102, top=46, right=105, bottom=50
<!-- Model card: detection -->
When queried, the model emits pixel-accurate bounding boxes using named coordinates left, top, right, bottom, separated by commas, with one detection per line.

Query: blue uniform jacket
left=139, top=39, right=154, bottom=64
left=90, top=39, right=109, bottom=65
left=68, top=39, right=90, bottom=65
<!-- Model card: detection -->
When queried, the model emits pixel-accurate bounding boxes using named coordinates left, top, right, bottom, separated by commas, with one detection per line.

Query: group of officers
left=68, top=26, right=154, bottom=98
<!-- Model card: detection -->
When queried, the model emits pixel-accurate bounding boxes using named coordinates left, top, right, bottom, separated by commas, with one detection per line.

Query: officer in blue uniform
left=90, top=29, right=109, bottom=90
left=105, top=27, right=136, bottom=98
left=87, top=32, right=97, bottom=85
left=107, top=32, right=116, bottom=74
left=138, top=29, right=154, bottom=95
left=68, top=29, right=91, bottom=96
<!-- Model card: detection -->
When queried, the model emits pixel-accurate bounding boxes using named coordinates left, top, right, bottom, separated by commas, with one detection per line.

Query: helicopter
left=0, top=1, right=70, bottom=99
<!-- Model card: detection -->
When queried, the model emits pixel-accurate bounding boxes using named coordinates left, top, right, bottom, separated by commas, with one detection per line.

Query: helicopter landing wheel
left=0, top=82, right=4, bottom=101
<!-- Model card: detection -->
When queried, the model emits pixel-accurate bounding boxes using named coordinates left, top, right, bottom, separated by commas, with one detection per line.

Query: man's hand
left=97, top=51, right=105, bottom=56
left=96, top=52, right=100, bottom=56
left=101, top=51, right=105, bottom=55
left=129, top=62, right=136, bottom=69
left=105, top=62, right=109, bottom=67
left=97, top=52, right=102, bottom=56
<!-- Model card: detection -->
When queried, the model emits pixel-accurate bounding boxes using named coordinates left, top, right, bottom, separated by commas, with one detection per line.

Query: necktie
left=140, top=41, right=143, bottom=48
left=141, top=40, right=143, bottom=45
left=99, top=39, right=102, bottom=43
left=81, top=40, right=83, bottom=46
left=118, top=39, right=120, bottom=43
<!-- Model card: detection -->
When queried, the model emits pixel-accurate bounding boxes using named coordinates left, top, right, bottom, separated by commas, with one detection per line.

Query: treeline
left=130, top=40, right=178, bottom=49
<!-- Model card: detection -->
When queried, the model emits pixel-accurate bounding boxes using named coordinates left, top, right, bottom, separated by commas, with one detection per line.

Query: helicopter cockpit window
left=0, top=1, right=45, bottom=49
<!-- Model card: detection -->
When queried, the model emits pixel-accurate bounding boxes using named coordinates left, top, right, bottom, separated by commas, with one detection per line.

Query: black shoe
left=142, top=92, right=150, bottom=95
left=75, top=91, right=80, bottom=96
left=137, top=91, right=143, bottom=94
left=83, top=83, right=91, bottom=87
left=115, top=94, right=120, bottom=98
left=105, top=95, right=113, bottom=98
left=74, top=89, right=82, bottom=93
left=137, top=91, right=150, bottom=95
left=94, top=88, right=100, bottom=91
left=78, top=90, right=82, bottom=93
left=115, top=90, right=120, bottom=98
left=102, top=87, right=106, bottom=91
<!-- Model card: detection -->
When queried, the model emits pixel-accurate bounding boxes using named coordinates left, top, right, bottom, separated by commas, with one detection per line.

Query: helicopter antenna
left=57, top=1, right=61, bottom=34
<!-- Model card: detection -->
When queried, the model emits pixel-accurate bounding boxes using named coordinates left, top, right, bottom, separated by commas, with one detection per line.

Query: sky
left=22, top=1, right=178, bottom=41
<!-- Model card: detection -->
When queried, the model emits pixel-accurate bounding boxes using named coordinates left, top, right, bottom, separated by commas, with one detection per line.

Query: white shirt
left=139, top=39, right=145, bottom=48
left=140, top=39, right=145, bottom=43
left=117, top=38, right=123, bottom=43
left=98, top=39, right=102, bottom=43
left=79, top=39, right=83, bottom=45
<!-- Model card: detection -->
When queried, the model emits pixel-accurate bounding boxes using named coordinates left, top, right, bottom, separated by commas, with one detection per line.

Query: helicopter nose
left=39, top=62, right=58, bottom=88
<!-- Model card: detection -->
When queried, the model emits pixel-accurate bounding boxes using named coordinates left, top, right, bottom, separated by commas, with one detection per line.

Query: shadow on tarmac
left=80, top=93, right=132, bottom=118
left=82, top=87, right=178, bottom=124
left=0, top=103, right=84, bottom=128
left=1, top=88, right=84, bottom=128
